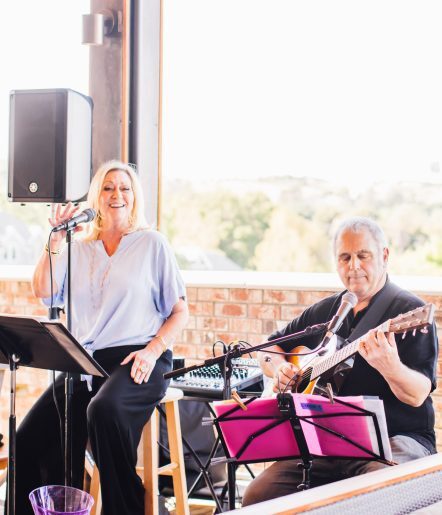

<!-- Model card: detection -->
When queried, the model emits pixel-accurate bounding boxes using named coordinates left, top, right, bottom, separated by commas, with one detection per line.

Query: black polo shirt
left=270, top=282, right=438, bottom=452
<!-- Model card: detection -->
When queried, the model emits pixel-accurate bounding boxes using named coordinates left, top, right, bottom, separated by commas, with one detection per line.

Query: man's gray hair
left=333, top=217, right=388, bottom=254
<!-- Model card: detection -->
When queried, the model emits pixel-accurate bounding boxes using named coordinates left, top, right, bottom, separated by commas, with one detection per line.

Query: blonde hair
left=83, top=160, right=148, bottom=241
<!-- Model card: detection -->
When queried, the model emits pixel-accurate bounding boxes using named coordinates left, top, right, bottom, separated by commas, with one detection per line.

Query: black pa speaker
left=8, top=88, right=93, bottom=202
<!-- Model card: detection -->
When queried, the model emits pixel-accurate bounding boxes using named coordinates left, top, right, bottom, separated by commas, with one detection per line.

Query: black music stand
left=164, top=323, right=329, bottom=510
left=211, top=392, right=393, bottom=510
left=0, top=314, right=108, bottom=515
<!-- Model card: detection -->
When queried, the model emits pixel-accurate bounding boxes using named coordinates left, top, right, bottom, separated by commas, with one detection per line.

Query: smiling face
left=335, top=229, right=389, bottom=305
left=98, top=170, right=135, bottom=230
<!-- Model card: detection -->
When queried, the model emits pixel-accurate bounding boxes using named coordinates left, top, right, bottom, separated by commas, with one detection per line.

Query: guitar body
left=286, top=345, right=318, bottom=393
left=286, top=335, right=340, bottom=394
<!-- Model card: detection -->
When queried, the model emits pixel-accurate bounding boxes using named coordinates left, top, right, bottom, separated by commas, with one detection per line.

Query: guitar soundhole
left=296, top=368, right=312, bottom=393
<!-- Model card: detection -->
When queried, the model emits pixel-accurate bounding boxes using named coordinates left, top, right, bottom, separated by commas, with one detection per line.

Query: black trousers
left=11, top=345, right=171, bottom=515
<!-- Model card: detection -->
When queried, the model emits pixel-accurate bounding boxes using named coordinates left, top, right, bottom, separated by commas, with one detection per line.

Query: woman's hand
left=120, top=347, right=158, bottom=384
left=33, top=202, right=83, bottom=297
left=48, top=202, right=82, bottom=244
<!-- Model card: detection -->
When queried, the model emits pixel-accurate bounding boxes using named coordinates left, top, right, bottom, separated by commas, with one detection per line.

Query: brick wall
left=0, top=280, right=50, bottom=439
left=0, top=277, right=441, bottom=451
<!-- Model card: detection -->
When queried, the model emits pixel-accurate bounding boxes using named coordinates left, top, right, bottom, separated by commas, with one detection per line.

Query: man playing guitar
left=242, top=217, right=438, bottom=506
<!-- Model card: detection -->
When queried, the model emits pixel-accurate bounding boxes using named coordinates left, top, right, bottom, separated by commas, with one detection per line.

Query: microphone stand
left=48, top=209, right=96, bottom=487
left=164, top=322, right=328, bottom=511
left=64, top=227, right=74, bottom=487
left=46, top=225, right=75, bottom=487
left=165, top=323, right=329, bottom=385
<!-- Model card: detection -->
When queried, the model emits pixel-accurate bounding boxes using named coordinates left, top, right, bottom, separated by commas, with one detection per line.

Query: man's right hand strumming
left=273, top=361, right=300, bottom=393
left=259, top=346, right=300, bottom=394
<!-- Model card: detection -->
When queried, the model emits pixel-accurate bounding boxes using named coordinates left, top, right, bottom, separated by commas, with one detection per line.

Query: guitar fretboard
left=311, top=320, right=390, bottom=380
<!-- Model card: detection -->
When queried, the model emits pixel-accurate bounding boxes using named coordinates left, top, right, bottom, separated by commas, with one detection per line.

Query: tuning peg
left=420, top=327, right=428, bottom=334
left=412, top=329, right=417, bottom=337
left=402, top=331, right=407, bottom=339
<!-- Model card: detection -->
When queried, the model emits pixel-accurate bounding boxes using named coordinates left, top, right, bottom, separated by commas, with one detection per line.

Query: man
left=242, top=217, right=438, bottom=506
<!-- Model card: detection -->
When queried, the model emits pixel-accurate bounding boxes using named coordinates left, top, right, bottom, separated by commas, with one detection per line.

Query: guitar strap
left=324, top=279, right=403, bottom=393
left=346, top=278, right=403, bottom=343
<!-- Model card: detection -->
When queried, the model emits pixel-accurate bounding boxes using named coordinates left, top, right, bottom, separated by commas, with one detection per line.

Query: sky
left=0, top=1, right=89, bottom=161
left=2, top=0, right=442, bottom=187
left=162, top=0, right=442, bottom=185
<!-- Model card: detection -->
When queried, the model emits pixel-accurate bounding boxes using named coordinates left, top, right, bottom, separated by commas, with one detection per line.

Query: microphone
left=319, top=291, right=358, bottom=351
left=52, top=208, right=96, bottom=233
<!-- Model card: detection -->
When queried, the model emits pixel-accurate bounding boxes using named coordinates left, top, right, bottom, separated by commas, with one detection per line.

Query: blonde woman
left=15, top=160, right=188, bottom=515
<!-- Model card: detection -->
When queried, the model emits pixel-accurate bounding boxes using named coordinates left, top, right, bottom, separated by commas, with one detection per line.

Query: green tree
left=254, top=207, right=331, bottom=272
left=162, top=182, right=274, bottom=269
left=162, top=175, right=442, bottom=275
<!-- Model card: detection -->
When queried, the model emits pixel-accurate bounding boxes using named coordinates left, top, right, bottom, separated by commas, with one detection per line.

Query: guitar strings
left=282, top=362, right=314, bottom=395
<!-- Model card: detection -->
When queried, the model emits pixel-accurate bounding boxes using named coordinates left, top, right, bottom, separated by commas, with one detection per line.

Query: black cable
left=259, top=346, right=326, bottom=357
left=281, top=352, right=318, bottom=395
left=47, top=230, right=65, bottom=460
left=209, top=337, right=326, bottom=396
left=233, top=340, right=254, bottom=358
left=212, top=340, right=227, bottom=357
left=222, top=351, right=229, bottom=394
left=47, top=230, right=55, bottom=315
left=227, top=331, right=328, bottom=358
left=227, top=339, right=322, bottom=394
left=52, top=370, right=64, bottom=453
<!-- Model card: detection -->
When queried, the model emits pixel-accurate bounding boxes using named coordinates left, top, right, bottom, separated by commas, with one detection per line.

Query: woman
left=16, top=160, right=188, bottom=515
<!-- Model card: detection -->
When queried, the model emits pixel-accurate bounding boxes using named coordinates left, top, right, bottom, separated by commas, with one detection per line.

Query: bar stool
left=85, top=387, right=189, bottom=515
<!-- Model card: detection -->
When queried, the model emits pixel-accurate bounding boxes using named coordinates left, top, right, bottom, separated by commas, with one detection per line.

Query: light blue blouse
left=44, top=230, right=186, bottom=352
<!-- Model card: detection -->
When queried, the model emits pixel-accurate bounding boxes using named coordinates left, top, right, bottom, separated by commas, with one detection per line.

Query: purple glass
left=29, top=485, right=94, bottom=515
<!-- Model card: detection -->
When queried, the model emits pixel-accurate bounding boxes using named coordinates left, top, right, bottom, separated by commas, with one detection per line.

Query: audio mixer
left=170, top=358, right=263, bottom=399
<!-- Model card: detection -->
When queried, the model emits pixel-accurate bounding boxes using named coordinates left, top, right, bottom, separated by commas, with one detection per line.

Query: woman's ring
left=139, top=365, right=147, bottom=373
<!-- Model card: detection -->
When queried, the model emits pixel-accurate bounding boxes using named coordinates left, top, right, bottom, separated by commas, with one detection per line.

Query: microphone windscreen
left=83, top=208, right=96, bottom=222
left=342, top=291, right=358, bottom=307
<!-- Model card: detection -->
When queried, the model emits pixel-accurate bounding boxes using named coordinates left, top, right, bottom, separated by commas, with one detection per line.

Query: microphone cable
left=47, top=229, right=56, bottom=317
left=47, top=228, right=65, bottom=464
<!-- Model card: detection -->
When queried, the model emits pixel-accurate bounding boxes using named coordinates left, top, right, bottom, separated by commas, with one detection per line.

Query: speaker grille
left=304, top=469, right=442, bottom=515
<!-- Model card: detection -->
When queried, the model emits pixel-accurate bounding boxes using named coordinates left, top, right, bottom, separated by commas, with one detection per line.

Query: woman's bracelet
left=44, top=243, right=61, bottom=255
left=155, top=335, right=168, bottom=353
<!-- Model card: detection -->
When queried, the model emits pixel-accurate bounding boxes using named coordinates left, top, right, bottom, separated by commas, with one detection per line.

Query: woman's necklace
left=89, top=243, right=113, bottom=310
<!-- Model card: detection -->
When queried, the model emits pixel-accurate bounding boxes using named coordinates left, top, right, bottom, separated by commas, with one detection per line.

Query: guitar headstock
left=387, top=303, right=435, bottom=335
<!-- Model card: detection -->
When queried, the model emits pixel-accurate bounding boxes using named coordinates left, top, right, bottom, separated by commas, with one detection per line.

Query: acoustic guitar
left=286, top=303, right=435, bottom=394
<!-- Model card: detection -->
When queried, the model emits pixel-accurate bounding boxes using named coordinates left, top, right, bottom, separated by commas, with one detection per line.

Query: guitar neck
left=307, top=303, right=434, bottom=382
left=311, top=320, right=390, bottom=381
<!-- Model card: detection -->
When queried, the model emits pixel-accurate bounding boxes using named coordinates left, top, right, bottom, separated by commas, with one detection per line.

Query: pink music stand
left=212, top=392, right=392, bottom=491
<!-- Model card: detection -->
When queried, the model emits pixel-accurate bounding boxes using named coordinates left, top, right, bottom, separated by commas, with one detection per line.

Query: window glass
left=162, top=0, right=442, bottom=274
left=0, top=1, right=89, bottom=264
